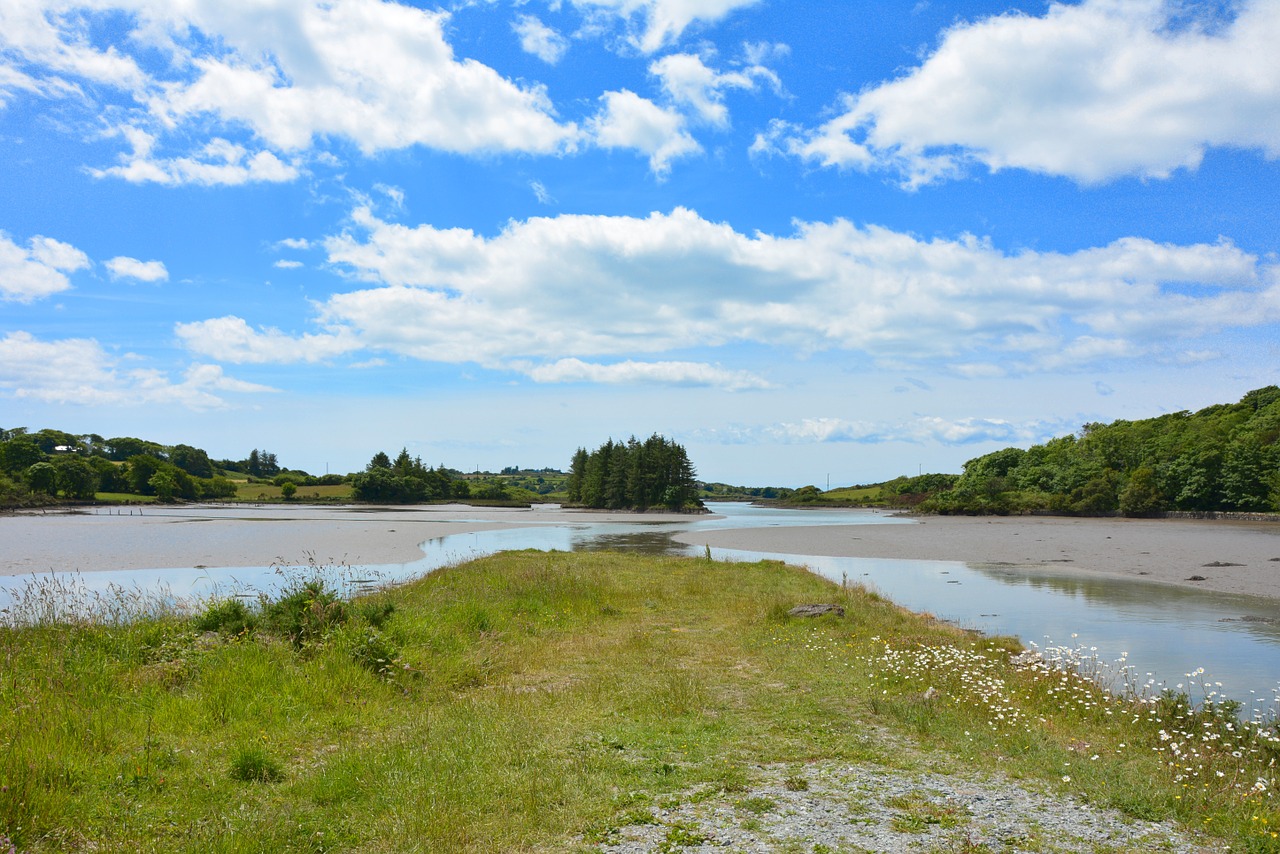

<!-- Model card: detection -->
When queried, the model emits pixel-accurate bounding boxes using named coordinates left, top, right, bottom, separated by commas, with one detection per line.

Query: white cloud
left=273, top=259, right=304, bottom=269
left=649, top=52, right=775, bottom=127
left=277, top=238, right=312, bottom=250
left=514, top=14, right=570, bottom=64
left=0, top=331, right=275, bottom=409
left=570, top=0, right=762, bottom=53
left=105, top=256, right=168, bottom=282
left=174, top=316, right=360, bottom=364
left=521, top=357, right=770, bottom=390
left=2, top=0, right=580, bottom=185
left=308, top=206, right=1280, bottom=377
left=589, top=89, right=700, bottom=174
left=776, top=0, right=1280, bottom=185
left=0, top=232, right=90, bottom=302
left=89, top=129, right=300, bottom=187
left=530, top=180, right=554, bottom=204
left=702, top=415, right=1069, bottom=446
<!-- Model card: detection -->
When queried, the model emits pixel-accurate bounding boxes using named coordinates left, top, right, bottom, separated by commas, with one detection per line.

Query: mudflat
left=6, top=504, right=1280, bottom=602
left=673, top=514, right=1280, bottom=600
left=0, top=504, right=691, bottom=576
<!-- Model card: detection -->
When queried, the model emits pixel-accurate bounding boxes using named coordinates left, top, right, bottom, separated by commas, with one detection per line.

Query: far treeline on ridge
left=797, top=386, right=1280, bottom=517
left=0, top=427, right=706, bottom=512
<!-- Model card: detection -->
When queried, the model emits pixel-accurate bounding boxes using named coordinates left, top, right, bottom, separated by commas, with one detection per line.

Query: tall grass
left=1, top=550, right=1276, bottom=851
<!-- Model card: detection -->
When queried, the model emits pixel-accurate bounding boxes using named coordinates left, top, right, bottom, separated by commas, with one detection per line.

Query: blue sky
left=2, top=0, right=1278, bottom=486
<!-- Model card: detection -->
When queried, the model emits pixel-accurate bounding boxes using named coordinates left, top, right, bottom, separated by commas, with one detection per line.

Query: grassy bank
left=2, top=552, right=1278, bottom=852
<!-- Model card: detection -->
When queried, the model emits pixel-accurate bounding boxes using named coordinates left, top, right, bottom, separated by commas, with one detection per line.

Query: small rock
left=1203, top=561, right=1244, bottom=567
left=1186, top=575, right=1208, bottom=581
left=787, top=604, right=845, bottom=618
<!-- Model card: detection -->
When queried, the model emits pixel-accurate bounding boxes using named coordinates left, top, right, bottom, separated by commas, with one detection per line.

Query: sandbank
left=673, top=514, right=1280, bottom=600
left=0, top=504, right=693, bottom=576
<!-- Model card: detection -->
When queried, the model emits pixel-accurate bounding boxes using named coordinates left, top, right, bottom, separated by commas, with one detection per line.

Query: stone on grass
left=788, top=604, right=845, bottom=618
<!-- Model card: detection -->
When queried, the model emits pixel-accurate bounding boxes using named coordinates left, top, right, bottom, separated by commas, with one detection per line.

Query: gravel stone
left=589, top=761, right=1219, bottom=853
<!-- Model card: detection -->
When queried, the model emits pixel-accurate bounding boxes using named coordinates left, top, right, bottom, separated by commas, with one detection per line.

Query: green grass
left=231, top=483, right=353, bottom=502
left=2, top=551, right=1277, bottom=852
left=820, top=485, right=883, bottom=502
left=92, top=492, right=158, bottom=504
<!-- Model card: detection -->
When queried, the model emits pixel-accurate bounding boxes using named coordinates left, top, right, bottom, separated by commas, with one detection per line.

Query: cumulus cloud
left=2, top=0, right=580, bottom=185
left=649, top=52, right=777, bottom=127
left=173, top=316, right=360, bottom=364
left=88, top=129, right=300, bottom=187
left=310, top=206, right=1278, bottom=379
left=105, top=256, right=168, bottom=282
left=0, top=232, right=90, bottom=302
left=769, top=0, right=1280, bottom=185
left=273, top=259, right=304, bottom=269
left=521, top=357, right=770, bottom=390
left=0, top=331, right=275, bottom=409
left=514, top=14, right=569, bottom=64
left=570, top=0, right=762, bottom=53
left=589, top=89, right=700, bottom=174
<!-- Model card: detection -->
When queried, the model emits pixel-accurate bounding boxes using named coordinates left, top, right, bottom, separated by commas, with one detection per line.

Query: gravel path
left=589, top=761, right=1218, bottom=853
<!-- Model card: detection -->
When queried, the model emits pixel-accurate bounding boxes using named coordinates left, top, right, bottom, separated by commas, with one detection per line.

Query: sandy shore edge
left=5, top=504, right=1280, bottom=601
left=673, top=514, right=1280, bottom=600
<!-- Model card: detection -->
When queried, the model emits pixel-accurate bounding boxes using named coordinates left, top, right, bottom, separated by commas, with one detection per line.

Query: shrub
left=193, top=598, right=257, bottom=636
left=262, top=579, right=348, bottom=649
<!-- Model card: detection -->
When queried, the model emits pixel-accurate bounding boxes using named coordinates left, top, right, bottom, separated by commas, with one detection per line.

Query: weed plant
left=1, top=551, right=1277, bottom=851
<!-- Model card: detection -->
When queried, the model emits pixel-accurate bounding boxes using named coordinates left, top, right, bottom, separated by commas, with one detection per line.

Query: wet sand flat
left=673, top=514, right=1280, bottom=600
left=0, top=504, right=693, bottom=576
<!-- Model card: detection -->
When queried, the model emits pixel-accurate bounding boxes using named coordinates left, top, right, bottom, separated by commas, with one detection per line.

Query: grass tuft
left=228, top=745, right=286, bottom=783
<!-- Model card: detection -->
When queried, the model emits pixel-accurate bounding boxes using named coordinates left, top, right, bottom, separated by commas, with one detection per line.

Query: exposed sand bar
left=0, top=504, right=695, bottom=576
left=7, top=504, right=1280, bottom=603
left=673, top=514, right=1280, bottom=600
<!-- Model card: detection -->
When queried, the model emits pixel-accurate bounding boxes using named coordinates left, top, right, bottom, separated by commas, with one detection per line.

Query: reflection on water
left=3, top=502, right=1279, bottom=714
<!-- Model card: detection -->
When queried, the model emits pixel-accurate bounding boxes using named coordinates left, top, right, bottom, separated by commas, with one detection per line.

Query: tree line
left=565, top=435, right=700, bottom=511
left=348, top=449, right=484, bottom=503
left=920, top=386, right=1280, bottom=515
left=0, top=428, right=289, bottom=506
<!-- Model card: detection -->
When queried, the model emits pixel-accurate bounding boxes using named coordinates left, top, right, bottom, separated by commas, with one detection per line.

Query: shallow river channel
left=4, top=502, right=1280, bottom=716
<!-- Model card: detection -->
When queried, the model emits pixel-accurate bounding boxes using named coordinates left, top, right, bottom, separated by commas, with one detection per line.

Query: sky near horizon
left=1, top=0, right=1279, bottom=486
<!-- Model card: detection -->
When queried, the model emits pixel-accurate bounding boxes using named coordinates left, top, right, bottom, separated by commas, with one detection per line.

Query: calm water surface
left=4, top=502, right=1278, bottom=714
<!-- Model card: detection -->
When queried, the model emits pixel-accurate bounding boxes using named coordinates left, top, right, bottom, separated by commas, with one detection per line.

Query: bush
left=262, top=579, right=348, bottom=649
left=194, top=598, right=257, bottom=636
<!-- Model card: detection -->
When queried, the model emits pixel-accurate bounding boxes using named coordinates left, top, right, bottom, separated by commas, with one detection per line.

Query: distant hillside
left=921, top=387, right=1280, bottom=516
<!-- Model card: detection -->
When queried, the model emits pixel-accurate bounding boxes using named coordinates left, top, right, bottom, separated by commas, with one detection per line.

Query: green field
left=231, top=482, right=353, bottom=502
left=2, top=552, right=1275, bottom=852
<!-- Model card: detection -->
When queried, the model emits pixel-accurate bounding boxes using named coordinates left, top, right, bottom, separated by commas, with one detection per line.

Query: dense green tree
left=923, top=387, right=1280, bottom=515
left=0, top=439, right=45, bottom=474
left=53, top=456, right=99, bottom=500
left=126, top=454, right=164, bottom=495
left=26, top=461, right=58, bottom=496
left=170, top=444, right=214, bottom=479
left=1119, top=466, right=1163, bottom=517
left=566, top=448, right=588, bottom=503
left=105, top=436, right=165, bottom=462
left=569, top=435, right=699, bottom=511
left=149, top=470, right=178, bottom=502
